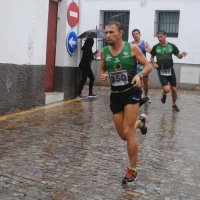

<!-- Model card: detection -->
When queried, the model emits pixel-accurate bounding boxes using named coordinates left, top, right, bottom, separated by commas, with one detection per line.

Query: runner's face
left=132, top=31, right=140, bottom=41
left=105, top=24, right=122, bottom=46
left=157, top=33, right=167, bottom=45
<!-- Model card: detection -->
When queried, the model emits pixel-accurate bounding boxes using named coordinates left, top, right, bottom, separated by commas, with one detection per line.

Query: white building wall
left=0, top=0, right=199, bottom=116
left=56, top=0, right=80, bottom=67
left=53, top=0, right=81, bottom=99
left=0, top=0, right=49, bottom=65
left=0, top=0, right=48, bottom=115
left=79, top=0, right=200, bottom=64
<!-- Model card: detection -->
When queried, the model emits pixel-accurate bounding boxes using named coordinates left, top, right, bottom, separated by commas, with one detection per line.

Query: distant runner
left=151, top=30, right=187, bottom=111
left=132, top=29, right=152, bottom=103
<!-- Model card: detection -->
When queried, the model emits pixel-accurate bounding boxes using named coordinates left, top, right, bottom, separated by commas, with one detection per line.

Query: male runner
left=150, top=30, right=187, bottom=111
left=132, top=29, right=152, bottom=103
left=100, top=21, right=152, bottom=184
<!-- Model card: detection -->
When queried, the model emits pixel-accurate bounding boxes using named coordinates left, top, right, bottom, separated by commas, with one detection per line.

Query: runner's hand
left=181, top=52, right=187, bottom=57
left=145, top=46, right=151, bottom=53
left=100, top=73, right=108, bottom=81
left=132, top=74, right=142, bottom=88
left=153, top=63, right=159, bottom=69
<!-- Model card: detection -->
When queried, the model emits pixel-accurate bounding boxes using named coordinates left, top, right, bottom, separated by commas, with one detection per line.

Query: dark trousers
left=78, top=68, right=95, bottom=95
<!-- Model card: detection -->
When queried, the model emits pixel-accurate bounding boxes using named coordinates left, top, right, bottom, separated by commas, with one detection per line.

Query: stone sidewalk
left=0, top=86, right=200, bottom=200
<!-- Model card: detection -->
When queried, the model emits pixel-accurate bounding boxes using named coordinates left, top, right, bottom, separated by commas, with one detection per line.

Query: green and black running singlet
left=103, top=42, right=137, bottom=93
left=151, top=42, right=179, bottom=76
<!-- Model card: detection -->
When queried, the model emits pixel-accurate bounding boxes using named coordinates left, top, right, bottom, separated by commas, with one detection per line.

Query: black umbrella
left=78, top=28, right=105, bottom=39
left=78, top=28, right=105, bottom=51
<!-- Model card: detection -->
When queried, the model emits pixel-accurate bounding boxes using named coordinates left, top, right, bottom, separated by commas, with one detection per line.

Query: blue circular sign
left=66, top=31, right=77, bottom=55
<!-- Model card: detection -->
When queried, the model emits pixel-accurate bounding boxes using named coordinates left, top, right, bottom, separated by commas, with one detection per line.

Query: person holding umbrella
left=77, top=38, right=98, bottom=98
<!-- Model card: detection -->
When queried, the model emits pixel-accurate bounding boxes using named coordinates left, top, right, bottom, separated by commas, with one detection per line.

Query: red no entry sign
left=67, top=2, right=79, bottom=27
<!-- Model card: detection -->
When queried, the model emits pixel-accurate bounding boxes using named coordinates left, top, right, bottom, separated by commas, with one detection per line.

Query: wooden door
left=45, top=0, right=58, bottom=92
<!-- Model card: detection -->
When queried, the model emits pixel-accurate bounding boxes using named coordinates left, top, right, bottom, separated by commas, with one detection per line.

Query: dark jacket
left=79, top=46, right=94, bottom=70
left=79, top=38, right=95, bottom=71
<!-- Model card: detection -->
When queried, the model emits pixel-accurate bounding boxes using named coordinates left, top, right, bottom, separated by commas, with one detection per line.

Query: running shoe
left=161, top=93, right=167, bottom=103
left=122, top=168, right=137, bottom=184
left=147, top=96, right=151, bottom=103
left=139, top=96, right=149, bottom=107
left=172, top=104, right=180, bottom=112
left=88, top=93, right=97, bottom=98
left=139, top=114, right=147, bottom=135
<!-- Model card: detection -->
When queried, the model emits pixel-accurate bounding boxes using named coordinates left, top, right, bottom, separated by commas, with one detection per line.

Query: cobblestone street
left=0, top=86, right=200, bottom=200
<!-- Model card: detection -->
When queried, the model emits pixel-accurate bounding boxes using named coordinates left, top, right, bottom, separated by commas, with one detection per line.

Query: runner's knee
left=163, top=87, right=170, bottom=93
left=118, top=133, right=127, bottom=141
left=123, top=126, right=135, bottom=139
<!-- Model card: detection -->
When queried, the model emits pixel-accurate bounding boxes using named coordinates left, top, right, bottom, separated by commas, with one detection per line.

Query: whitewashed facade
left=0, top=0, right=200, bottom=114
left=0, top=0, right=49, bottom=65
left=78, top=0, right=200, bottom=89
left=0, top=0, right=49, bottom=115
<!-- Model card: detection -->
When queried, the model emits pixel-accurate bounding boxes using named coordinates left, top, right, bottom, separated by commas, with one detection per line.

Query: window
left=155, top=11, right=180, bottom=37
left=99, top=11, right=130, bottom=46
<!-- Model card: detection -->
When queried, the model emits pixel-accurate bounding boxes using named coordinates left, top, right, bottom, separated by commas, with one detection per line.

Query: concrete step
left=45, top=92, right=64, bottom=104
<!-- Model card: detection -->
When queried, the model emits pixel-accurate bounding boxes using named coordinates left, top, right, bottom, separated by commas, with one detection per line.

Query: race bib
left=109, top=70, right=129, bottom=86
left=160, top=68, right=172, bottom=76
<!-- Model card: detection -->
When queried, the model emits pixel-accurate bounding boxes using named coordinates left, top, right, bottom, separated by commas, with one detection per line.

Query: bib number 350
left=109, top=70, right=128, bottom=86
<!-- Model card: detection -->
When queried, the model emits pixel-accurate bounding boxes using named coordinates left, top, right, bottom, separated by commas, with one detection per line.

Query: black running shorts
left=110, top=87, right=142, bottom=114
left=157, top=68, right=177, bottom=87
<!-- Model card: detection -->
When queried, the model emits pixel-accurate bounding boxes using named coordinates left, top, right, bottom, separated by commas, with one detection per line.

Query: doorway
left=45, top=0, right=58, bottom=92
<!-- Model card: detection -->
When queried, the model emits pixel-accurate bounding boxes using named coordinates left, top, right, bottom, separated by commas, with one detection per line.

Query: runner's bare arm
left=150, top=55, right=159, bottom=69
left=145, top=41, right=152, bottom=53
left=131, top=44, right=152, bottom=87
left=100, top=50, right=108, bottom=81
left=131, top=44, right=152, bottom=76
left=176, top=52, right=187, bottom=59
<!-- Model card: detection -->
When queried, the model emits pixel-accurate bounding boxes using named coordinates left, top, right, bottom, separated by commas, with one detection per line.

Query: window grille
left=155, top=11, right=180, bottom=37
left=99, top=11, right=130, bottom=47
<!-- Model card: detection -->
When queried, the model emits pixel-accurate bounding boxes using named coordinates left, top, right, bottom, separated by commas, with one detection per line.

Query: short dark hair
left=105, top=20, right=124, bottom=31
left=157, top=30, right=167, bottom=35
left=132, top=29, right=141, bottom=35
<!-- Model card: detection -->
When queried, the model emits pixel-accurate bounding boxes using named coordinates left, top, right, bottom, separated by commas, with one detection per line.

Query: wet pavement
left=0, top=86, right=200, bottom=200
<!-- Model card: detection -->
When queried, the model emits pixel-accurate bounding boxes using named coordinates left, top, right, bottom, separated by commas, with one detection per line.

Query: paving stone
left=0, top=87, right=199, bottom=199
